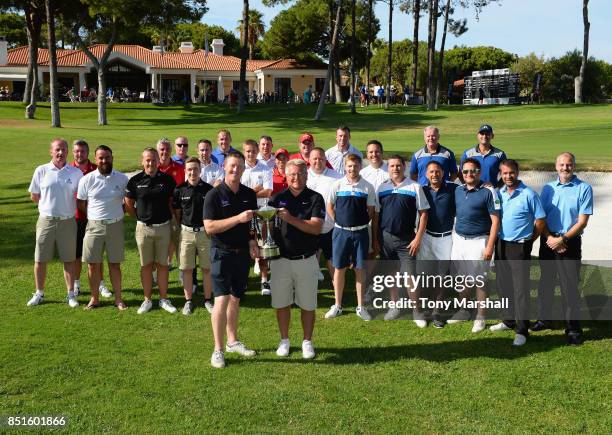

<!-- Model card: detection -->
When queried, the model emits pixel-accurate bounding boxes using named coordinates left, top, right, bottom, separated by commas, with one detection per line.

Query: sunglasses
left=462, top=168, right=480, bottom=175
left=176, top=143, right=188, bottom=147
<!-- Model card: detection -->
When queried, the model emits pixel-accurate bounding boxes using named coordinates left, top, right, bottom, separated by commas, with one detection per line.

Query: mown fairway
left=1, top=102, right=610, bottom=433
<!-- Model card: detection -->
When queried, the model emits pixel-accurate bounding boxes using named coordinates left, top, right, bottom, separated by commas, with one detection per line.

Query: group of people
left=26, top=123, right=593, bottom=368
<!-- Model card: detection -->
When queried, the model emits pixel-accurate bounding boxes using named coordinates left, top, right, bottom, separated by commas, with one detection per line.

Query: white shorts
left=450, top=232, right=492, bottom=277
left=418, top=232, right=452, bottom=261
left=270, top=255, right=319, bottom=311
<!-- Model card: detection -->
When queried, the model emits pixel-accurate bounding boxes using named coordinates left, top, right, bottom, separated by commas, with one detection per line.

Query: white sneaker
left=204, top=300, right=214, bottom=314
left=261, top=281, right=271, bottom=296
left=253, top=260, right=261, bottom=276
left=67, top=294, right=79, bottom=308
left=276, top=339, right=290, bottom=357
left=99, top=281, right=112, bottom=298
left=74, top=280, right=81, bottom=296
left=414, top=319, right=427, bottom=328
left=324, top=304, right=342, bottom=319
left=317, top=271, right=324, bottom=281
left=182, top=300, right=193, bottom=316
left=384, top=307, right=401, bottom=321
left=513, top=333, right=527, bottom=346
left=179, top=270, right=184, bottom=285
left=302, top=340, right=315, bottom=359
left=490, top=322, right=512, bottom=332
left=27, top=292, right=44, bottom=306
left=137, top=299, right=153, bottom=314
left=356, top=305, right=372, bottom=321
left=211, top=350, right=225, bottom=368
left=159, top=298, right=177, bottom=313
left=472, top=319, right=486, bottom=333
left=226, top=341, right=256, bottom=357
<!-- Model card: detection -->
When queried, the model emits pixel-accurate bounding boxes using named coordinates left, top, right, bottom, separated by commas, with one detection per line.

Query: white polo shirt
left=28, top=162, right=83, bottom=218
left=257, top=153, right=276, bottom=169
left=325, top=143, right=363, bottom=175
left=241, top=160, right=273, bottom=207
left=200, top=160, right=224, bottom=185
left=77, top=169, right=129, bottom=220
left=307, top=167, right=342, bottom=233
left=360, top=162, right=389, bottom=192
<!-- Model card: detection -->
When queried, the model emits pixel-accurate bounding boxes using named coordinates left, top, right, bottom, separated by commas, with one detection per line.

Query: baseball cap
left=478, top=124, right=493, bottom=134
left=299, top=133, right=314, bottom=144
left=275, top=148, right=289, bottom=159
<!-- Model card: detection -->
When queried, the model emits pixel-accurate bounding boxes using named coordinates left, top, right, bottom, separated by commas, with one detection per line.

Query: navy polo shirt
left=498, top=181, right=546, bottom=241
left=540, top=175, right=593, bottom=235
left=422, top=182, right=457, bottom=233
left=460, top=145, right=507, bottom=184
left=409, top=144, right=458, bottom=185
left=454, top=182, right=500, bottom=237
left=376, top=178, right=429, bottom=239
left=328, top=177, right=376, bottom=228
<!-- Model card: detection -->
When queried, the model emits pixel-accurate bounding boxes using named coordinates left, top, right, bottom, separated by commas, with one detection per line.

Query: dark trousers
left=495, top=239, right=533, bottom=335
left=537, top=236, right=583, bottom=335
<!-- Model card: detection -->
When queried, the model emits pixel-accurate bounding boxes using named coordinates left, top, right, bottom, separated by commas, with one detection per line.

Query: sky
left=202, top=0, right=612, bottom=62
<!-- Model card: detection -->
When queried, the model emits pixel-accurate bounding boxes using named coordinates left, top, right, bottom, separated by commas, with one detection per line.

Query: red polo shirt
left=158, top=160, right=185, bottom=186
left=272, top=167, right=287, bottom=195
left=71, top=160, right=97, bottom=220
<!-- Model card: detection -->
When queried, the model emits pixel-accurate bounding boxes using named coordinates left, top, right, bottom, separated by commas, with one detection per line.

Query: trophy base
left=260, top=245, right=280, bottom=260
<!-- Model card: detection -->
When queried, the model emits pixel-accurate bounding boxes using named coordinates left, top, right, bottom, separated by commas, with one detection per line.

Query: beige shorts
left=170, top=218, right=181, bottom=247
left=179, top=229, right=211, bottom=270
left=270, top=255, right=319, bottom=311
left=135, top=221, right=171, bottom=266
left=82, top=219, right=125, bottom=263
left=35, top=216, right=77, bottom=263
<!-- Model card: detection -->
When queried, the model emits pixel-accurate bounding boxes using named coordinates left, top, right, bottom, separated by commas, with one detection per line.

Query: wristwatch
left=561, top=235, right=570, bottom=245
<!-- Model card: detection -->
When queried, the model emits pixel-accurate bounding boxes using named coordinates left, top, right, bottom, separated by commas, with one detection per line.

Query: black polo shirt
left=172, top=179, right=213, bottom=228
left=125, top=170, right=176, bottom=224
left=203, top=182, right=257, bottom=249
left=268, top=187, right=325, bottom=258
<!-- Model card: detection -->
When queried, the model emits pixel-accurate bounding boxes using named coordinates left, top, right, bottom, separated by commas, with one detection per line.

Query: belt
left=90, top=217, right=123, bottom=225
left=501, top=238, right=531, bottom=244
left=41, top=214, right=73, bottom=221
left=454, top=232, right=488, bottom=240
left=426, top=230, right=452, bottom=238
left=335, top=223, right=368, bottom=231
left=282, top=252, right=316, bottom=261
left=138, top=220, right=170, bottom=227
left=182, top=224, right=204, bottom=233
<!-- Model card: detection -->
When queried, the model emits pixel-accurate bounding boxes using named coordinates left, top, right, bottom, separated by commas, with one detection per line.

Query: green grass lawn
left=1, top=102, right=611, bottom=433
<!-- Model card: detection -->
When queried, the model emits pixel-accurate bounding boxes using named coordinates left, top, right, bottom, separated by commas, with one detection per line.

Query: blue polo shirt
left=454, top=182, right=500, bottom=237
left=328, top=177, right=376, bottom=228
left=498, top=181, right=546, bottom=241
left=171, top=155, right=186, bottom=165
left=422, top=182, right=457, bottom=233
left=211, top=146, right=237, bottom=166
left=460, top=145, right=507, bottom=184
left=376, top=178, right=429, bottom=238
left=540, top=175, right=593, bottom=235
left=410, top=144, right=458, bottom=185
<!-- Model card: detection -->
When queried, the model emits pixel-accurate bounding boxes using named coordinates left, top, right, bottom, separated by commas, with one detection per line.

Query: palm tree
left=237, top=0, right=249, bottom=114
left=575, top=0, right=589, bottom=103
left=237, top=9, right=265, bottom=60
left=46, top=0, right=60, bottom=127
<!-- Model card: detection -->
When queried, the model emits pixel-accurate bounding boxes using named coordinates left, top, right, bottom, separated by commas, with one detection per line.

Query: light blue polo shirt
left=461, top=145, right=507, bottom=184
left=409, top=144, right=458, bottom=185
left=497, top=182, right=546, bottom=241
left=540, top=175, right=593, bottom=235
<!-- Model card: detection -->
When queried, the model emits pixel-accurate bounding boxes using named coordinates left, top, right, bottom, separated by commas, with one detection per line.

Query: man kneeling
left=269, top=159, right=324, bottom=359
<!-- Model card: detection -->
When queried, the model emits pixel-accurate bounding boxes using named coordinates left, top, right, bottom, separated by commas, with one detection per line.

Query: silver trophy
left=251, top=205, right=280, bottom=259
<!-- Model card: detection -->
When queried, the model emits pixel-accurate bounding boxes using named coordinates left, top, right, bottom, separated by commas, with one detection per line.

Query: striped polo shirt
left=328, top=176, right=376, bottom=228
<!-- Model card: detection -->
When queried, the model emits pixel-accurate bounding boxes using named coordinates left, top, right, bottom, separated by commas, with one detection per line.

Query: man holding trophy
left=266, top=159, right=325, bottom=359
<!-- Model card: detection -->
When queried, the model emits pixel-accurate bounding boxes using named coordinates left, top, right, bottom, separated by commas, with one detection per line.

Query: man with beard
left=70, top=139, right=111, bottom=298
left=76, top=145, right=129, bottom=310
left=125, top=148, right=177, bottom=314
left=27, top=139, right=83, bottom=307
